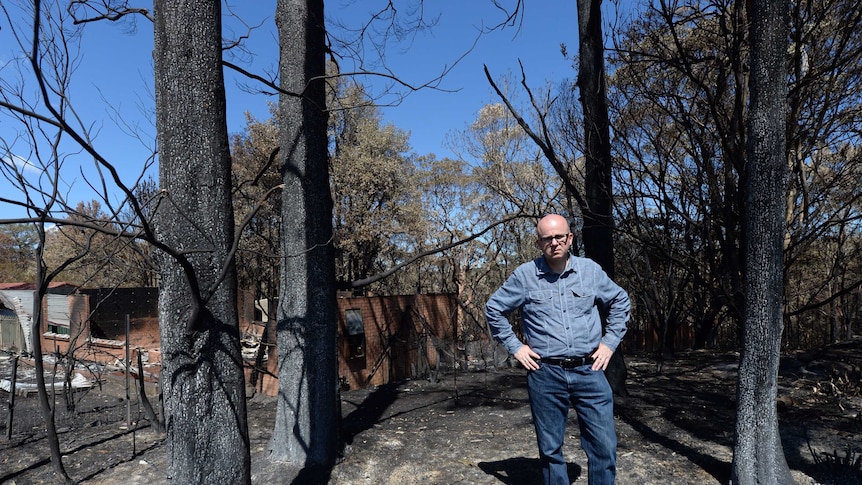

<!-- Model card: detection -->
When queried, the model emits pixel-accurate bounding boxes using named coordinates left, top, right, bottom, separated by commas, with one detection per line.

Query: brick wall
left=336, top=293, right=457, bottom=390
left=19, top=289, right=459, bottom=396
left=245, top=293, right=459, bottom=395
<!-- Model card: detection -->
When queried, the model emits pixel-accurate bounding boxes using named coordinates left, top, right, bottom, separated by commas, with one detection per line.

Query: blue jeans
left=527, top=363, right=617, bottom=485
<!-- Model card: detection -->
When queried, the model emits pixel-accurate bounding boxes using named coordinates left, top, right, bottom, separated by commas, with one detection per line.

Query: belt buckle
left=543, top=356, right=593, bottom=368
left=569, top=356, right=593, bottom=367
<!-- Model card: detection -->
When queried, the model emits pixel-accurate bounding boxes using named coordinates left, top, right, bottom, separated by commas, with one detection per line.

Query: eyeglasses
left=538, top=234, right=570, bottom=245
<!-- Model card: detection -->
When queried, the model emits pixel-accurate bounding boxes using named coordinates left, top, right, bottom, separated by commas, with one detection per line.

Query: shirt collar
left=535, top=254, right=575, bottom=276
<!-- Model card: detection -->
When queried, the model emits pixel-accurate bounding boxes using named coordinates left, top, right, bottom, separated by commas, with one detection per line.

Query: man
left=486, top=214, right=630, bottom=485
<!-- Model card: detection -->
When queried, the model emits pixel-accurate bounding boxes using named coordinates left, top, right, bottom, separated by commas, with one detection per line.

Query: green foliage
left=329, top=80, right=423, bottom=286
left=42, top=201, right=154, bottom=288
left=227, top=73, right=556, bottom=348
left=230, top=110, right=281, bottom=303
left=0, top=223, right=38, bottom=282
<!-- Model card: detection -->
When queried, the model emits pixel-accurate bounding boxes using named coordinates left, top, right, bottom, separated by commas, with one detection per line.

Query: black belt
left=541, top=356, right=594, bottom=368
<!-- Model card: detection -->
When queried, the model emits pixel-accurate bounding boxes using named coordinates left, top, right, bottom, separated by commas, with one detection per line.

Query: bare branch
left=483, top=64, right=588, bottom=212
left=67, top=0, right=153, bottom=24
left=206, top=183, right=285, bottom=305
left=343, top=212, right=535, bottom=289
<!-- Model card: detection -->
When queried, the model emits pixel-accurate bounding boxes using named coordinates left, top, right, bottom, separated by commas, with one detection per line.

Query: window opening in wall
left=47, top=322, right=70, bottom=335
left=345, top=309, right=365, bottom=359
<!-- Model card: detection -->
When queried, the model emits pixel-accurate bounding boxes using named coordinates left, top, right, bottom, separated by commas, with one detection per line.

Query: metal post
left=125, top=314, right=131, bottom=428
left=5, top=355, right=18, bottom=440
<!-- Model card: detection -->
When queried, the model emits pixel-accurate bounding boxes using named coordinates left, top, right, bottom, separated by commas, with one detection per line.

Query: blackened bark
left=269, top=0, right=339, bottom=470
left=576, top=0, right=628, bottom=397
left=576, top=0, right=614, bottom=275
left=153, top=0, right=250, bottom=482
left=732, top=0, right=793, bottom=482
left=30, top=251, right=72, bottom=483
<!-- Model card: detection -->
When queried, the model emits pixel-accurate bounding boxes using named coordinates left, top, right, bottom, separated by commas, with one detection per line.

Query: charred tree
left=576, top=0, right=627, bottom=397
left=30, top=226, right=72, bottom=483
left=269, top=0, right=340, bottom=473
left=153, top=0, right=250, bottom=482
left=732, top=0, right=793, bottom=482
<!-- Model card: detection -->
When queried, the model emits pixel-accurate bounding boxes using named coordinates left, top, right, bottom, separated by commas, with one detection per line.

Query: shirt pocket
left=525, top=289, right=556, bottom=322
left=527, top=290, right=554, bottom=304
left=569, top=289, right=595, bottom=316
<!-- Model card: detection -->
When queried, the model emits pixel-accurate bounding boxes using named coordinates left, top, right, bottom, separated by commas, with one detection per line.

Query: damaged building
left=1, top=284, right=473, bottom=395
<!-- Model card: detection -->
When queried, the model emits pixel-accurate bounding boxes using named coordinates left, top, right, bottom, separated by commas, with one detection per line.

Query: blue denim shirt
left=486, top=255, right=630, bottom=359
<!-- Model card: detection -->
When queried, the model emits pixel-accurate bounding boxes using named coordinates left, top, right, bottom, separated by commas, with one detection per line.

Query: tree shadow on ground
left=0, top=456, right=50, bottom=483
left=340, top=382, right=402, bottom=445
left=617, top=408, right=731, bottom=483
left=289, top=464, right=332, bottom=485
left=77, top=439, right=163, bottom=483
left=0, top=422, right=161, bottom=484
left=340, top=379, right=467, bottom=443
left=284, top=383, right=408, bottom=483
left=478, top=457, right=581, bottom=484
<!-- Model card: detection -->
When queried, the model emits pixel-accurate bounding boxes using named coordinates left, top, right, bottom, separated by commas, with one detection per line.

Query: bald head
left=535, top=215, right=573, bottom=271
left=536, top=214, right=569, bottom=236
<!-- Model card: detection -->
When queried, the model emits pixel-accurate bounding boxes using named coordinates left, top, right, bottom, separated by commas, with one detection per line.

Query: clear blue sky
left=0, top=0, right=636, bottom=220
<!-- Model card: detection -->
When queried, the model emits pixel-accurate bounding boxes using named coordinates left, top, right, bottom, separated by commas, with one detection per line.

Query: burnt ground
left=1, top=339, right=861, bottom=485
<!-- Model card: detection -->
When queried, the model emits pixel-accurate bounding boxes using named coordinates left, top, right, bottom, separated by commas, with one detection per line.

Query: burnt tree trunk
left=30, top=247, right=72, bottom=483
left=732, top=0, right=793, bottom=482
left=576, top=0, right=628, bottom=396
left=577, top=0, right=614, bottom=272
left=269, top=0, right=339, bottom=472
left=153, top=0, right=250, bottom=482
